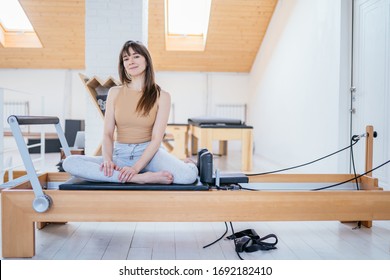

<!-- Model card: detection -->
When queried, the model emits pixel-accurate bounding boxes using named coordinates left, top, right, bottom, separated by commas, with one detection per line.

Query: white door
left=352, top=0, right=390, bottom=189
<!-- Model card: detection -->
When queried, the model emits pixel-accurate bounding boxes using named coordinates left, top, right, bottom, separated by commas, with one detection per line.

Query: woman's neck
left=127, top=77, right=144, bottom=92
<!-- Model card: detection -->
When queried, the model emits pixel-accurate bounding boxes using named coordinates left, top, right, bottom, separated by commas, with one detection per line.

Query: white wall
left=0, top=69, right=85, bottom=174
left=248, top=0, right=348, bottom=173
left=1, top=0, right=251, bottom=157
left=84, top=0, right=145, bottom=155
left=156, top=72, right=250, bottom=123
left=0, top=69, right=86, bottom=133
left=156, top=71, right=250, bottom=154
left=156, top=72, right=208, bottom=123
left=83, top=0, right=251, bottom=154
left=1, top=0, right=352, bottom=175
left=0, top=88, right=3, bottom=176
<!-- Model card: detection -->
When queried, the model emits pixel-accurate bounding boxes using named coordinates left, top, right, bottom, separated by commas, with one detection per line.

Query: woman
left=63, top=40, right=198, bottom=184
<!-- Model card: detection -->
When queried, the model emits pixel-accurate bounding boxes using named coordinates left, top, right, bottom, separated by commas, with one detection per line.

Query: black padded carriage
left=59, top=179, right=210, bottom=191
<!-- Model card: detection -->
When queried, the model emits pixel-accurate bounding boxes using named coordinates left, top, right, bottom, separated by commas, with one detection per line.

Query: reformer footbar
left=7, top=115, right=71, bottom=213
left=198, top=149, right=249, bottom=186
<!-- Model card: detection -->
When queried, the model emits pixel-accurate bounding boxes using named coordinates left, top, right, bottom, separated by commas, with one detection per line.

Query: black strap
left=226, top=229, right=258, bottom=240
left=241, top=234, right=278, bottom=252
left=227, top=229, right=278, bottom=253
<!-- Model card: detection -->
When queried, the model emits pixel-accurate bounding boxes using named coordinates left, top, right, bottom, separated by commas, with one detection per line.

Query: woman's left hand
left=118, top=166, right=138, bottom=183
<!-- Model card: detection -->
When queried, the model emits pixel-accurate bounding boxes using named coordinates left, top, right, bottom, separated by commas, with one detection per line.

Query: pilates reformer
left=2, top=116, right=390, bottom=258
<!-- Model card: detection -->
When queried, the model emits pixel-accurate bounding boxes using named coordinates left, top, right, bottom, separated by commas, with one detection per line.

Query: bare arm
left=101, top=86, right=120, bottom=176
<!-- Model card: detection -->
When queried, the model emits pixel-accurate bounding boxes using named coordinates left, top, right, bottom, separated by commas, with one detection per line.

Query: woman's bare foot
left=128, top=171, right=173, bottom=184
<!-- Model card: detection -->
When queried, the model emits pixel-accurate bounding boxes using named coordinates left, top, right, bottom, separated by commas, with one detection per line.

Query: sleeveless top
left=114, top=86, right=158, bottom=143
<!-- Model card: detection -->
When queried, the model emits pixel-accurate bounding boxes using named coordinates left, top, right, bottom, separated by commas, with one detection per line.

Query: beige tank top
left=114, top=86, right=158, bottom=143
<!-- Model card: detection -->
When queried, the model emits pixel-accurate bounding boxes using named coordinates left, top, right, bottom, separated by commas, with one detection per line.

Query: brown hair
left=118, top=40, right=161, bottom=116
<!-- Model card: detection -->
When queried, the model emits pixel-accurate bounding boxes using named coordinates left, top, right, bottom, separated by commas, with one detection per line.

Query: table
left=163, top=124, right=189, bottom=159
left=189, top=123, right=253, bottom=171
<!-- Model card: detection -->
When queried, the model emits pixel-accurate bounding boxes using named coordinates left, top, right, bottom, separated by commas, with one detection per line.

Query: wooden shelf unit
left=79, top=73, right=121, bottom=155
left=79, top=73, right=120, bottom=118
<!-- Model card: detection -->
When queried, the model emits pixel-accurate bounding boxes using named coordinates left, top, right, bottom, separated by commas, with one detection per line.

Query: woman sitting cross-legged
left=63, top=40, right=198, bottom=184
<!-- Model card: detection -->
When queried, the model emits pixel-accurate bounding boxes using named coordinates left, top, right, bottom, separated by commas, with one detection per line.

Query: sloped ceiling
left=0, top=0, right=85, bottom=69
left=0, top=0, right=277, bottom=72
left=148, top=0, right=277, bottom=72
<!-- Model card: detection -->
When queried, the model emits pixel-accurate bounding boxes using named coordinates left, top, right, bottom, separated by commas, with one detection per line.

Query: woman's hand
left=118, top=166, right=139, bottom=183
left=100, top=160, right=120, bottom=177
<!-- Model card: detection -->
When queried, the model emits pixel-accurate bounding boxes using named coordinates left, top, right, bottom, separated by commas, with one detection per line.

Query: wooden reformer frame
left=2, top=126, right=390, bottom=258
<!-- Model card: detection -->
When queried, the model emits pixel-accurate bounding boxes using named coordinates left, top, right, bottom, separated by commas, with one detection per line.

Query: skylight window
left=0, top=0, right=42, bottom=48
left=165, top=0, right=212, bottom=51
left=0, top=0, right=33, bottom=31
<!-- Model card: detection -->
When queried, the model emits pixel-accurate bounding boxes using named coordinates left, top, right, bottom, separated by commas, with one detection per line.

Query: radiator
left=214, top=104, right=247, bottom=123
left=3, top=101, right=30, bottom=132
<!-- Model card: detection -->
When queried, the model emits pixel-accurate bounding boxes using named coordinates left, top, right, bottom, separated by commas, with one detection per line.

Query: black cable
left=202, top=221, right=245, bottom=260
left=238, top=183, right=258, bottom=191
left=350, top=132, right=362, bottom=228
left=229, top=222, right=243, bottom=260
left=312, top=159, right=390, bottom=191
left=239, top=159, right=390, bottom=192
left=350, top=136, right=360, bottom=190
left=245, top=139, right=360, bottom=176
left=202, top=221, right=246, bottom=260
left=202, top=222, right=228, bottom=249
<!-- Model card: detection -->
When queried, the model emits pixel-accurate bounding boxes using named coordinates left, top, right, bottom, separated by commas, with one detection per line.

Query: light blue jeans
left=63, top=141, right=198, bottom=184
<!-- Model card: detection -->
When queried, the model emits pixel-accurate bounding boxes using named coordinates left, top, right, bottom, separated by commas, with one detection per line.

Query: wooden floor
left=1, top=150, right=390, bottom=260
left=15, top=220, right=390, bottom=260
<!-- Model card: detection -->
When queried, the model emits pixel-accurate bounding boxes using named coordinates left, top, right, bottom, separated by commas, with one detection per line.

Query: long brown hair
left=118, top=40, right=161, bottom=116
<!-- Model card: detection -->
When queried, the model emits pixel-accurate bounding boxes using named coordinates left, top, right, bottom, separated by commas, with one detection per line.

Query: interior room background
left=1, top=0, right=388, bottom=188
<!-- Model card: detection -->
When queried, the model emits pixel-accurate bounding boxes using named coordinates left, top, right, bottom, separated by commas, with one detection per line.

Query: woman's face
left=122, top=47, right=147, bottom=78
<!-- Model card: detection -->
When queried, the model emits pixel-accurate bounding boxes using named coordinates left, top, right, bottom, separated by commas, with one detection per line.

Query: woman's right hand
left=100, top=160, right=120, bottom=177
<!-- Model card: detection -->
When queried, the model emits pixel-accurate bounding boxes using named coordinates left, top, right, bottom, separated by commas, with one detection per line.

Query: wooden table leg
left=241, top=129, right=253, bottom=171
left=191, top=134, right=198, bottom=155
left=200, top=129, right=213, bottom=153
left=218, top=141, right=228, bottom=155
left=165, top=125, right=188, bottom=159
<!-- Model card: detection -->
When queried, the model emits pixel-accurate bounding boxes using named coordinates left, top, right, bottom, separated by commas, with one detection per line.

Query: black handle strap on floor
left=203, top=223, right=278, bottom=260
left=226, top=229, right=278, bottom=253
